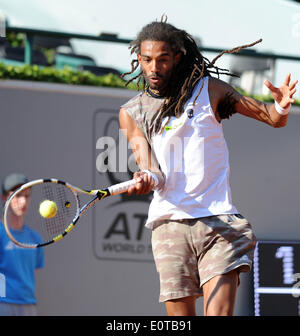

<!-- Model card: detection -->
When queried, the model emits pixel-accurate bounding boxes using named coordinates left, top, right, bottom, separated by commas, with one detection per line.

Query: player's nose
left=150, top=60, right=159, bottom=73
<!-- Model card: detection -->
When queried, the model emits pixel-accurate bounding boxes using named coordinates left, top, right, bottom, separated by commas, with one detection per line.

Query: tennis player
left=119, top=20, right=298, bottom=316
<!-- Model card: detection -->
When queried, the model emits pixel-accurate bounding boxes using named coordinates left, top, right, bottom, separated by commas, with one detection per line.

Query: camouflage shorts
left=151, top=214, right=257, bottom=302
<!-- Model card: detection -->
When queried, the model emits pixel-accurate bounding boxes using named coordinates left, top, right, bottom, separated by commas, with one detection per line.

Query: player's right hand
left=127, top=171, right=155, bottom=195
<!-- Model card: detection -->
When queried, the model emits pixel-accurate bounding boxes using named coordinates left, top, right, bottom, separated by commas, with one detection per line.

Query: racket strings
left=42, top=182, right=65, bottom=237
left=47, top=184, right=71, bottom=236
left=41, top=183, right=78, bottom=240
left=5, top=182, right=79, bottom=246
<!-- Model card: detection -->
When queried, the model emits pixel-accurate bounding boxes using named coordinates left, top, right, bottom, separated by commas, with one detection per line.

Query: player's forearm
left=119, top=108, right=165, bottom=189
left=237, top=95, right=289, bottom=128
left=129, top=137, right=165, bottom=189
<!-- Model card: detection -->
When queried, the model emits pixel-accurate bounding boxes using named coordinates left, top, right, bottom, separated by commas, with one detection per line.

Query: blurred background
left=0, top=0, right=300, bottom=316
left=1, top=0, right=300, bottom=95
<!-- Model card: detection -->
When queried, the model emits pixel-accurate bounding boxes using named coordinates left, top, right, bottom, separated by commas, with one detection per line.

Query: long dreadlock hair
left=121, top=17, right=262, bottom=135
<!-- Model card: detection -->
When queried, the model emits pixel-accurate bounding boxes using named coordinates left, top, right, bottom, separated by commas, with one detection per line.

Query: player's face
left=137, top=40, right=181, bottom=92
left=9, top=189, right=31, bottom=216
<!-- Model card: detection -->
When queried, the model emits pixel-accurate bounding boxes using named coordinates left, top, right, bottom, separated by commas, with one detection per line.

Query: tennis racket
left=2, top=178, right=139, bottom=249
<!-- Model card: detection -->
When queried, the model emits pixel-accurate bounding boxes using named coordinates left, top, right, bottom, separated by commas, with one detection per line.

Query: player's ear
left=174, top=51, right=182, bottom=66
left=137, top=53, right=142, bottom=64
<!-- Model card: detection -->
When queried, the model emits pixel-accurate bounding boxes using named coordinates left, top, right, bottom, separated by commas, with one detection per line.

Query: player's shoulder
left=119, top=91, right=146, bottom=126
left=208, top=76, right=240, bottom=96
left=208, top=76, right=241, bottom=106
left=208, top=76, right=228, bottom=90
left=121, top=91, right=144, bottom=111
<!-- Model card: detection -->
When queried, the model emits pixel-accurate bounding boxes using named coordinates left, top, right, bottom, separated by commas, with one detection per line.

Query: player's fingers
left=134, top=176, right=144, bottom=192
left=264, top=80, right=276, bottom=92
left=126, top=185, right=135, bottom=196
left=138, top=173, right=147, bottom=193
left=135, top=171, right=155, bottom=194
left=139, top=173, right=152, bottom=194
left=284, top=73, right=291, bottom=86
left=289, top=80, right=298, bottom=91
left=290, top=88, right=297, bottom=97
left=130, top=171, right=156, bottom=195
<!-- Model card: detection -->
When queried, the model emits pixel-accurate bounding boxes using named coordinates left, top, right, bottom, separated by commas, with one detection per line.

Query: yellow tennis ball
left=39, top=200, right=57, bottom=218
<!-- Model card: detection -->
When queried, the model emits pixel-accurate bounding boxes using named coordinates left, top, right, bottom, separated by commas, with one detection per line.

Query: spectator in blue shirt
left=0, top=173, right=44, bottom=316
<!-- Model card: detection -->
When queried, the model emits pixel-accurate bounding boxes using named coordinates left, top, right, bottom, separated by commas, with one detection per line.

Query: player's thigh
left=152, top=220, right=202, bottom=302
left=202, top=269, right=239, bottom=316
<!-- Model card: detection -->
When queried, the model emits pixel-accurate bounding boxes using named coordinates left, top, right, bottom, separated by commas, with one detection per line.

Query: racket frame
left=3, top=177, right=136, bottom=249
left=3, top=178, right=110, bottom=248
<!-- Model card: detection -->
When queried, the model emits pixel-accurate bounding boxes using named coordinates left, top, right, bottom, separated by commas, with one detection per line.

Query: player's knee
left=205, top=303, right=234, bottom=316
left=165, top=297, right=197, bottom=316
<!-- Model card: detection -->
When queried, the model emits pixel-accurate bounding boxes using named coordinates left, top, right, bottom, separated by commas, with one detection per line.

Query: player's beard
left=143, top=68, right=173, bottom=94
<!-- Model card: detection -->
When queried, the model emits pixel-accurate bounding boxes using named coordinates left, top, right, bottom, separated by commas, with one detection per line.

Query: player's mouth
left=148, top=74, right=163, bottom=85
left=149, top=76, right=161, bottom=83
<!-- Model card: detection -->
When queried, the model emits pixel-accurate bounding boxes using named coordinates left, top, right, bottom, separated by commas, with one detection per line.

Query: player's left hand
left=264, top=73, right=298, bottom=109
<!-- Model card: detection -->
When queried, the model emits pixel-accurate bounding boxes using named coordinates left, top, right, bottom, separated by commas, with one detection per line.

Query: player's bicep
left=212, top=78, right=273, bottom=126
left=119, top=107, right=138, bottom=139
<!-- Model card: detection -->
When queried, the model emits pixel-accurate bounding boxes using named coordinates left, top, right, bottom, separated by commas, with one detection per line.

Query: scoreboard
left=253, top=240, right=300, bottom=316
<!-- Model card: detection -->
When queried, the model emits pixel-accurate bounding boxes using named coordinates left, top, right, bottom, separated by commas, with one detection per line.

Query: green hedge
left=0, top=62, right=137, bottom=89
left=0, top=62, right=299, bottom=106
left=236, top=87, right=300, bottom=106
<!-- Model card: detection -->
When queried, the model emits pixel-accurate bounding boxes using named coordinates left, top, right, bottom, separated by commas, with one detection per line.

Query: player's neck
left=146, top=86, right=166, bottom=99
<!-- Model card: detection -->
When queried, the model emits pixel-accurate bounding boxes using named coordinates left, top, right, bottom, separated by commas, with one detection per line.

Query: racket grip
left=108, top=179, right=137, bottom=195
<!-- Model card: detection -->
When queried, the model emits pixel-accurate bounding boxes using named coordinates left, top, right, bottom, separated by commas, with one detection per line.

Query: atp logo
left=93, top=109, right=153, bottom=262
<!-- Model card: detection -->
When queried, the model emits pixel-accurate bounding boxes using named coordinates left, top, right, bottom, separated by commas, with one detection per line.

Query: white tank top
left=146, top=76, right=238, bottom=228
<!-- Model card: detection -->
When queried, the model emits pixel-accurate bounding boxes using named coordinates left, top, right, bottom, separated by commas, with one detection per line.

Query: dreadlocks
left=121, top=18, right=262, bottom=135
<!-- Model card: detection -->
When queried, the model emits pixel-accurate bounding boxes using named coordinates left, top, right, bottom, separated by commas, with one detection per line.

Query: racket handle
left=108, top=172, right=160, bottom=196
left=108, top=179, right=137, bottom=195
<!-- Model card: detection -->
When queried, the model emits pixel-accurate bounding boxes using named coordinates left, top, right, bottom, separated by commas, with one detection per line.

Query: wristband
left=275, top=100, right=290, bottom=116
left=142, top=170, right=159, bottom=187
